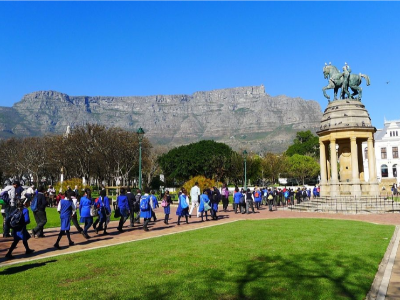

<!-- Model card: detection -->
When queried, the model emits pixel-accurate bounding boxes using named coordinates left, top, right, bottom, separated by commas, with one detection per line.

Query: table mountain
left=0, top=85, right=322, bottom=153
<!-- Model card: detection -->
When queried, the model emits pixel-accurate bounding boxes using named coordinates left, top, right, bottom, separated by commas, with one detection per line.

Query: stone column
left=350, top=137, right=360, bottom=183
left=330, top=139, right=338, bottom=183
left=367, top=137, right=377, bottom=182
left=330, top=138, right=339, bottom=197
left=319, top=141, right=327, bottom=184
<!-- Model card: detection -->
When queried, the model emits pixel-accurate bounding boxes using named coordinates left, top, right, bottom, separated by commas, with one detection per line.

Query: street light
left=137, top=127, right=145, bottom=190
left=243, top=150, right=248, bottom=190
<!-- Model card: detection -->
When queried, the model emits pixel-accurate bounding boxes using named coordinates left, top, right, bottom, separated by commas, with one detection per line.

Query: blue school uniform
left=176, top=194, right=189, bottom=216
left=198, top=194, right=210, bottom=213
left=59, top=199, right=73, bottom=230
left=151, top=195, right=159, bottom=209
left=140, top=195, right=152, bottom=219
left=254, top=190, right=262, bottom=203
left=233, top=192, right=242, bottom=204
left=117, top=194, right=129, bottom=218
left=97, top=196, right=111, bottom=222
left=79, top=196, right=92, bottom=223
left=13, top=208, right=30, bottom=241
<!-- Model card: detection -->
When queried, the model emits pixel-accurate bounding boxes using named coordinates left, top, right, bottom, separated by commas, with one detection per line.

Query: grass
left=0, top=219, right=394, bottom=299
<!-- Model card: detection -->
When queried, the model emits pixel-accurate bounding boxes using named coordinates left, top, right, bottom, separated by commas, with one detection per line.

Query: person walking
left=161, top=190, right=173, bottom=224
left=198, top=190, right=211, bottom=221
left=117, top=188, right=130, bottom=233
left=126, top=187, right=135, bottom=227
left=176, top=188, right=189, bottom=225
left=245, top=188, right=255, bottom=214
left=134, top=189, right=142, bottom=224
left=221, top=183, right=229, bottom=212
left=150, top=190, right=158, bottom=222
left=210, top=187, right=221, bottom=220
left=5, top=199, right=35, bottom=259
left=70, top=191, right=83, bottom=233
left=79, top=188, right=93, bottom=239
left=54, top=190, right=76, bottom=249
left=233, top=187, right=241, bottom=214
left=140, top=188, right=151, bottom=231
left=32, top=185, right=48, bottom=238
left=94, top=189, right=111, bottom=235
left=189, top=182, right=200, bottom=218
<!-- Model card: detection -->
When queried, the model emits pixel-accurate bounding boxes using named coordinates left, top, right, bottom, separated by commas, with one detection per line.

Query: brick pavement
left=1, top=205, right=400, bottom=299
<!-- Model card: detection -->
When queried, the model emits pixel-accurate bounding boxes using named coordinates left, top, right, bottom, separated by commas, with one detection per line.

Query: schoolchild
left=245, top=188, right=255, bottom=214
left=233, top=187, right=241, bottom=213
left=117, top=188, right=130, bottom=232
left=127, top=187, right=136, bottom=227
left=162, top=190, right=173, bottom=224
left=5, top=199, right=35, bottom=259
left=79, top=188, right=93, bottom=239
left=94, top=189, right=111, bottom=235
left=176, top=188, right=189, bottom=225
left=221, top=183, right=229, bottom=212
left=198, top=190, right=211, bottom=221
left=32, top=185, right=48, bottom=238
left=210, top=187, right=221, bottom=220
left=70, top=191, right=83, bottom=233
left=253, top=187, right=262, bottom=210
left=150, top=190, right=158, bottom=222
left=54, top=190, right=76, bottom=249
left=140, top=188, right=151, bottom=231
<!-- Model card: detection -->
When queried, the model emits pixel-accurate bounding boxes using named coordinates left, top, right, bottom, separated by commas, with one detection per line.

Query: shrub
left=183, top=176, right=221, bottom=194
left=53, top=178, right=89, bottom=197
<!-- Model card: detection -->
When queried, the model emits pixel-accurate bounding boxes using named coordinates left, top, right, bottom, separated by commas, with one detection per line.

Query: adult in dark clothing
left=134, top=190, right=141, bottom=224
left=245, top=188, right=255, bottom=214
left=295, top=188, right=302, bottom=204
left=126, top=187, right=136, bottom=227
left=162, top=190, right=173, bottom=224
left=267, top=188, right=274, bottom=211
left=211, top=187, right=221, bottom=220
left=32, top=185, right=48, bottom=238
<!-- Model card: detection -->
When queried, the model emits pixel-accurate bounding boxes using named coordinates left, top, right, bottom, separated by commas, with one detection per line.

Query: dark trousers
left=134, top=211, right=140, bottom=223
left=143, top=218, right=150, bottom=230
left=222, top=196, right=229, bottom=211
left=32, top=210, right=47, bottom=236
left=234, top=203, right=239, bottom=213
left=246, top=200, right=255, bottom=213
left=268, top=199, right=274, bottom=211
left=151, top=209, right=157, bottom=221
left=255, top=201, right=260, bottom=210
left=201, top=211, right=209, bottom=220
left=129, top=205, right=135, bottom=226
left=7, top=239, right=30, bottom=255
left=164, top=213, right=170, bottom=224
left=83, top=217, right=93, bottom=235
left=71, top=214, right=82, bottom=233
left=3, top=206, right=16, bottom=237
left=118, top=215, right=128, bottom=231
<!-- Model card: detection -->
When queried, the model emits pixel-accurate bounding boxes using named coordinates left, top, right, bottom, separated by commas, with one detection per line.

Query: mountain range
left=0, top=85, right=323, bottom=153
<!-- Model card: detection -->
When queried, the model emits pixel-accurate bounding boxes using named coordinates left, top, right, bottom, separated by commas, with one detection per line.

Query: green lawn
left=0, top=219, right=393, bottom=299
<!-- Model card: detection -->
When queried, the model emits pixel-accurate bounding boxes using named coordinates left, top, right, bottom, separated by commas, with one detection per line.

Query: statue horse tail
left=361, top=74, right=370, bottom=86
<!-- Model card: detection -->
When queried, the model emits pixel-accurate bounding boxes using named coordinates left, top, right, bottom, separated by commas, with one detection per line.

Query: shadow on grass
left=132, top=252, right=377, bottom=299
left=0, top=259, right=57, bottom=275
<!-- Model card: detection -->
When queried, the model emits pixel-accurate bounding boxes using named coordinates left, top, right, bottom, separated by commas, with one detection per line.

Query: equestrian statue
left=322, top=62, right=370, bottom=102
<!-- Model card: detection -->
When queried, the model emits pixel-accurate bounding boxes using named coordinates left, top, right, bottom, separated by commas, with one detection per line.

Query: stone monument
left=317, top=63, right=379, bottom=197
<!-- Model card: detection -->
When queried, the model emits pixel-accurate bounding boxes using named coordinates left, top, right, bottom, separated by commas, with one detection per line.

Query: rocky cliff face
left=1, top=85, right=322, bottom=153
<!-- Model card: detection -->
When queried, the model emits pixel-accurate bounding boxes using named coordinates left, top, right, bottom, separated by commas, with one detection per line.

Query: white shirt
left=190, top=185, right=200, bottom=203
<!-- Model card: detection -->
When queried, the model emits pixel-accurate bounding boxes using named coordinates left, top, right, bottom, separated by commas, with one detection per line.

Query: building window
left=382, top=164, right=389, bottom=178
left=393, top=147, right=399, bottom=159
left=381, top=147, right=387, bottom=159
left=391, top=131, right=393, bottom=137
left=364, top=147, right=368, bottom=159
left=394, top=164, right=398, bottom=178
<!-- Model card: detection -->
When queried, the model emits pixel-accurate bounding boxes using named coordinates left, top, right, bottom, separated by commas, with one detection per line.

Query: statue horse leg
left=350, top=86, right=362, bottom=100
left=322, top=82, right=335, bottom=102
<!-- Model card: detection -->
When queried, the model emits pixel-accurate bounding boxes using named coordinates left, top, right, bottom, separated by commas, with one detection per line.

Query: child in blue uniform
left=54, top=190, right=76, bottom=249
left=5, top=200, right=34, bottom=259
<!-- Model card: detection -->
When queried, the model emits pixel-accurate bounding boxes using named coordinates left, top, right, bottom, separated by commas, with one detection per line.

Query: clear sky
left=0, top=2, right=399, bottom=128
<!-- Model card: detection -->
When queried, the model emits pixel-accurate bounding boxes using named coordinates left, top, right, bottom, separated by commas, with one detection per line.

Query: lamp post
left=243, top=150, right=248, bottom=190
left=137, top=127, right=145, bottom=190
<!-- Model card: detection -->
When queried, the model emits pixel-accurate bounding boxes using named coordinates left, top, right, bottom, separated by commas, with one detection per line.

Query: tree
left=287, top=154, right=320, bottom=185
left=262, top=153, right=288, bottom=184
left=158, top=140, right=234, bottom=182
left=286, top=130, right=319, bottom=158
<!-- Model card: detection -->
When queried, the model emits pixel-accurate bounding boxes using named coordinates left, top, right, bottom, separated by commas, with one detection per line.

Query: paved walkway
left=1, top=205, right=400, bottom=299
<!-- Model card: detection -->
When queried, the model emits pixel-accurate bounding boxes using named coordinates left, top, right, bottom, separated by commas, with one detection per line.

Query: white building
left=363, top=119, right=400, bottom=184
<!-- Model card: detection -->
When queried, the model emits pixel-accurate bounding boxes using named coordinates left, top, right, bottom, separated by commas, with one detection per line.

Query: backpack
left=10, top=209, right=24, bottom=231
left=263, top=191, right=267, bottom=197
left=302, top=191, right=307, bottom=197
left=239, top=194, right=245, bottom=205
left=140, top=196, right=150, bottom=211
left=268, top=194, right=273, bottom=200
left=255, top=191, right=260, bottom=198
left=284, top=191, right=289, bottom=198
left=30, top=195, right=38, bottom=212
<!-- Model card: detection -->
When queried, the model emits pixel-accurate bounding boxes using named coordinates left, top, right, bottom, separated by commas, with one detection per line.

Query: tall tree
left=286, top=130, right=319, bottom=158
left=287, top=154, right=320, bottom=185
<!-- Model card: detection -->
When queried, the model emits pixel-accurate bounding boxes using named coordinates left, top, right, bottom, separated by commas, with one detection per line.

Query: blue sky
left=0, top=2, right=399, bottom=128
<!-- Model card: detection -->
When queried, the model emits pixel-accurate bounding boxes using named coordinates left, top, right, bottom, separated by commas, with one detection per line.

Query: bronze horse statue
left=322, top=64, right=370, bottom=102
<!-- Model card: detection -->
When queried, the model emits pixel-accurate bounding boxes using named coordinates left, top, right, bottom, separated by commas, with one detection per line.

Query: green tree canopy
left=286, top=130, right=319, bottom=157
left=287, top=154, right=320, bottom=185
left=157, top=140, right=234, bottom=181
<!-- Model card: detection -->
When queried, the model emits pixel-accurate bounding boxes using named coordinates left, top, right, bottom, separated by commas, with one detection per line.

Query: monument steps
left=279, top=198, right=400, bottom=214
